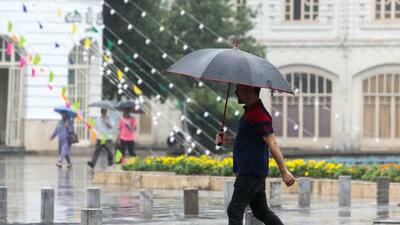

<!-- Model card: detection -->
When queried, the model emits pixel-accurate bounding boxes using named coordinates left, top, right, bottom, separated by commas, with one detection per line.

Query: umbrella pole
left=217, top=83, right=231, bottom=146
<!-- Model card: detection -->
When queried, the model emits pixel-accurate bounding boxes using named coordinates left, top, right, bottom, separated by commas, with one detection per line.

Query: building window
left=272, top=72, right=333, bottom=139
left=362, top=73, right=400, bottom=139
left=285, top=0, right=319, bottom=21
left=375, top=0, right=400, bottom=20
left=68, top=40, right=94, bottom=140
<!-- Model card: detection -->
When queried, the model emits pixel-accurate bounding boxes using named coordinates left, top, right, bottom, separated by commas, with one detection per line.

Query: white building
left=0, top=0, right=104, bottom=151
left=245, top=0, right=400, bottom=152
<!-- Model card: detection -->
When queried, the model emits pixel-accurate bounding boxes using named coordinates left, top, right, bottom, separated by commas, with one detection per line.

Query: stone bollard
left=377, top=176, right=390, bottom=206
left=81, top=208, right=102, bottom=225
left=224, top=180, right=235, bottom=210
left=184, top=188, right=199, bottom=217
left=87, top=187, right=101, bottom=208
left=41, top=187, right=54, bottom=223
left=139, top=189, right=153, bottom=219
left=0, top=186, right=7, bottom=223
left=298, top=177, right=311, bottom=208
left=269, top=180, right=281, bottom=207
left=339, top=176, right=351, bottom=207
left=244, top=211, right=263, bottom=225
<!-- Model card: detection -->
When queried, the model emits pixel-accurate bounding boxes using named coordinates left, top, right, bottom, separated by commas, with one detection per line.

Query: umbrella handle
left=217, top=82, right=232, bottom=146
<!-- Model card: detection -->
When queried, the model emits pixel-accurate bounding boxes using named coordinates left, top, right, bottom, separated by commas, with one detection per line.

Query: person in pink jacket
left=117, top=108, right=137, bottom=162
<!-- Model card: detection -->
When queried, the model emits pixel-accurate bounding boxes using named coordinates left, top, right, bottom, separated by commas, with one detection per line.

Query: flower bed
left=122, top=155, right=400, bottom=182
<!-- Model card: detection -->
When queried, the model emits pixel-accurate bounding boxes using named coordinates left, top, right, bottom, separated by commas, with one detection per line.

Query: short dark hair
left=254, top=87, right=261, bottom=96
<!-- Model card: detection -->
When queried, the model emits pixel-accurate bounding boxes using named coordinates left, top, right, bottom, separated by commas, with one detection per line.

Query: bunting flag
left=102, top=53, right=109, bottom=62
left=106, top=40, right=113, bottom=51
left=22, top=4, right=27, bottom=13
left=38, top=22, right=43, bottom=29
left=55, top=42, right=60, bottom=48
left=48, top=83, right=53, bottom=90
left=11, top=34, right=19, bottom=43
left=61, top=86, right=68, bottom=100
left=91, top=129, right=98, bottom=142
left=19, top=35, right=25, bottom=48
left=72, top=101, right=80, bottom=112
left=6, top=42, right=13, bottom=56
left=133, top=84, right=142, bottom=95
left=28, top=53, right=33, bottom=63
left=84, top=38, right=91, bottom=49
left=89, top=118, right=95, bottom=128
left=117, top=69, right=124, bottom=80
left=31, top=68, right=35, bottom=77
left=71, top=23, right=77, bottom=34
left=124, top=53, right=133, bottom=64
left=76, top=111, right=83, bottom=122
left=33, top=54, right=41, bottom=65
left=57, top=8, right=62, bottom=17
left=8, top=21, right=12, bottom=32
left=85, top=121, right=92, bottom=129
left=89, top=26, right=98, bottom=33
left=19, top=57, right=26, bottom=68
left=49, top=70, right=54, bottom=82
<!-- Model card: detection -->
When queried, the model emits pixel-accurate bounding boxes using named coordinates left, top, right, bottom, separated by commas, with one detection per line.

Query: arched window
left=272, top=70, right=333, bottom=139
left=0, top=36, right=24, bottom=146
left=362, top=73, right=400, bottom=139
left=68, top=39, right=96, bottom=140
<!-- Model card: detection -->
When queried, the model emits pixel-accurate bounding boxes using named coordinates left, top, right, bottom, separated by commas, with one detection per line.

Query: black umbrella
left=166, top=41, right=293, bottom=144
left=115, top=99, right=144, bottom=114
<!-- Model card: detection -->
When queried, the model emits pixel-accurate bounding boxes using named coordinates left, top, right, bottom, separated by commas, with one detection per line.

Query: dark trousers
left=120, top=140, right=136, bottom=157
left=228, top=175, right=284, bottom=225
left=90, top=140, right=114, bottom=167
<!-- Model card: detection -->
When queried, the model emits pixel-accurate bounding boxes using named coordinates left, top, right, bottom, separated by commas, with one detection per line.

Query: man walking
left=87, top=108, right=114, bottom=169
left=216, top=84, right=296, bottom=225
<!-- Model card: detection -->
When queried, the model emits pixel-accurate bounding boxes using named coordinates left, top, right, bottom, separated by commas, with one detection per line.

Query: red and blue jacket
left=233, top=99, right=274, bottom=177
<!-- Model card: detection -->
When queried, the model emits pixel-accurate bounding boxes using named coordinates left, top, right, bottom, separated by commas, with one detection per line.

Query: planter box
left=93, top=170, right=400, bottom=199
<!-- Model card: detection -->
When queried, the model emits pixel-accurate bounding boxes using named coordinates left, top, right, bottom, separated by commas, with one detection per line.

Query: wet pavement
left=0, top=154, right=400, bottom=225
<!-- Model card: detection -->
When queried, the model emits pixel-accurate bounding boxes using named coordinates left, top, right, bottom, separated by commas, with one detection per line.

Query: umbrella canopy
left=166, top=48, right=293, bottom=94
left=115, top=100, right=144, bottom=114
left=166, top=45, right=293, bottom=146
left=89, top=100, right=115, bottom=110
left=54, top=105, right=77, bottom=118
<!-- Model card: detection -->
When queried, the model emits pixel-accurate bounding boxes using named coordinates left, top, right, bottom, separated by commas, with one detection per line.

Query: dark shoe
left=56, top=162, right=62, bottom=168
left=67, top=163, right=72, bottom=168
left=87, top=161, right=94, bottom=169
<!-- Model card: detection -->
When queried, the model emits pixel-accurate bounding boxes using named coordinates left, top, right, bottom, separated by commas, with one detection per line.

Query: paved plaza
left=0, top=154, right=399, bottom=225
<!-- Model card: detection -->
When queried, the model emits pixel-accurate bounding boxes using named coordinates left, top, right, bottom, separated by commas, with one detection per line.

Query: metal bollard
left=224, top=180, right=234, bottom=210
left=339, top=176, right=351, bottom=207
left=41, top=187, right=54, bottom=223
left=87, top=187, right=101, bottom=208
left=81, top=208, right=102, bottom=225
left=298, top=177, right=311, bottom=208
left=269, top=180, right=281, bottom=207
left=0, top=186, right=7, bottom=223
left=244, top=211, right=263, bottom=225
left=139, top=189, right=153, bottom=219
left=377, top=176, right=390, bottom=206
left=184, top=188, right=199, bottom=217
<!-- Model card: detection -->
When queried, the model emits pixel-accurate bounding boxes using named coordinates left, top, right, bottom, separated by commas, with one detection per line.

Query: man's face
left=101, top=108, right=108, bottom=116
left=235, top=84, right=253, bottom=104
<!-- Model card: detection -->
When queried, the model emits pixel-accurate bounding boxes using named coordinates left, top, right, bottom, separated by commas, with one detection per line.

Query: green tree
left=103, top=0, right=266, bottom=151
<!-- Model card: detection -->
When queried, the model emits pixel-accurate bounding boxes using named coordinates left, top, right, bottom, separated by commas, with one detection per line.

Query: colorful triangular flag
left=19, top=57, right=26, bottom=68
left=8, top=21, right=12, bottom=32
left=133, top=85, right=142, bottom=95
left=49, top=71, right=54, bottom=82
left=6, top=42, right=13, bottom=56
left=117, top=69, right=124, bottom=80
left=22, top=4, right=27, bottom=13
left=33, top=54, right=41, bottom=65
left=19, top=35, right=25, bottom=48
